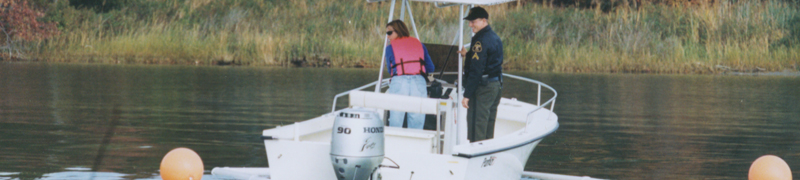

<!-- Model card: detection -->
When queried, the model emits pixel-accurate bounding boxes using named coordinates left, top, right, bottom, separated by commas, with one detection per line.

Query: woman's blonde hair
left=386, top=20, right=410, bottom=38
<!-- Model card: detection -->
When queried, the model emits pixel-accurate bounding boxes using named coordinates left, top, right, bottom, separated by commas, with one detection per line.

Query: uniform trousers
left=467, top=80, right=502, bottom=142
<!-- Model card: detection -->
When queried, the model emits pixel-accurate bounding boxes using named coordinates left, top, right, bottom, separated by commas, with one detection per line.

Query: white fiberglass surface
left=284, top=117, right=438, bottom=154
left=297, top=126, right=438, bottom=154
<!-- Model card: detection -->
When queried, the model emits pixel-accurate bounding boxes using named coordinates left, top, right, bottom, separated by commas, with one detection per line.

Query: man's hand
left=458, top=47, right=467, bottom=58
left=462, top=98, right=469, bottom=108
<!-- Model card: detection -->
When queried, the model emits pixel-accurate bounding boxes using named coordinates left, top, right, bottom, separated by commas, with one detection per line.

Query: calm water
left=1, top=62, right=798, bottom=180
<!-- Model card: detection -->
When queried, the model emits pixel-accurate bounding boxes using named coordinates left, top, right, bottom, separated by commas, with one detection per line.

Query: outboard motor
left=331, top=109, right=384, bottom=180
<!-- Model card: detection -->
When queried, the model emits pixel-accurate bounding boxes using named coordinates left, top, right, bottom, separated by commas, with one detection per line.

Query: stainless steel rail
left=501, top=73, right=558, bottom=131
left=333, top=73, right=557, bottom=116
left=331, top=78, right=391, bottom=112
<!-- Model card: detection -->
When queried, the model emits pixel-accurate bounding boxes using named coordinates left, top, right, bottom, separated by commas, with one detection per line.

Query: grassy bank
left=16, top=0, right=800, bottom=73
left=497, top=1, right=800, bottom=73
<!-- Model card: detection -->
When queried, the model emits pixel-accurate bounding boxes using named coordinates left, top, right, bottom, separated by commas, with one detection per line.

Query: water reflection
left=521, top=73, right=800, bottom=179
left=1, top=62, right=798, bottom=179
left=0, top=63, right=377, bottom=179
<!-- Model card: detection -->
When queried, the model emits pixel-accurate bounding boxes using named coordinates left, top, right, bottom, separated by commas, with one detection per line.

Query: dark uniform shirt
left=464, top=25, right=503, bottom=98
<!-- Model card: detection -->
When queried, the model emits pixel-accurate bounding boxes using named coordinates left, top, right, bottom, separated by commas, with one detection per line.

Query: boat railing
left=331, top=78, right=391, bottom=112
left=331, top=73, right=557, bottom=132
left=501, top=73, right=558, bottom=130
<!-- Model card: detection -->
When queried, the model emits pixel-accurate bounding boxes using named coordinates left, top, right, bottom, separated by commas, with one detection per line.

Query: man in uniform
left=458, top=6, right=503, bottom=142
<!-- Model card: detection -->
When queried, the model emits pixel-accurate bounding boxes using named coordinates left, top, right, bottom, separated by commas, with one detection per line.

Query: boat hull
left=256, top=74, right=561, bottom=180
left=263, top=138, right=542, bottom=180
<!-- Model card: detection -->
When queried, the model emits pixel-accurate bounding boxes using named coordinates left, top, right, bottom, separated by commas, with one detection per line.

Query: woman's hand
left=458, top=47, right=467, bottom=58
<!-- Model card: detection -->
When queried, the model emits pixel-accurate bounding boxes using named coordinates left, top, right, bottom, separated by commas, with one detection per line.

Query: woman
left=384, top=20, right=435, bottom=129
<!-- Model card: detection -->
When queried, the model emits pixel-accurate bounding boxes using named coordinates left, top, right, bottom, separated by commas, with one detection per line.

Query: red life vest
left=390, top=37, right=425, bottom=76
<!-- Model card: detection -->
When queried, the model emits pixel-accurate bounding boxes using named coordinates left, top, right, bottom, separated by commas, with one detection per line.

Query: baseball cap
left=463, top=6, right=489, bottom=20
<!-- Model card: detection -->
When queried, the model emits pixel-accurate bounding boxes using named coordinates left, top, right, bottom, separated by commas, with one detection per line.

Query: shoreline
left=4, top=56, right=798, bottom=76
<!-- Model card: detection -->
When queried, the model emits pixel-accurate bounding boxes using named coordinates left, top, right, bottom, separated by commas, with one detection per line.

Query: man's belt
left=481, top=75, right=500, bottom=82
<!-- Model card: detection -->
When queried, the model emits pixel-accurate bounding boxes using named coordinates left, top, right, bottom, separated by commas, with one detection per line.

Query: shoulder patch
left=471, top=41, right=482, bottom=60
left=472, top=41, right=483, bottom=53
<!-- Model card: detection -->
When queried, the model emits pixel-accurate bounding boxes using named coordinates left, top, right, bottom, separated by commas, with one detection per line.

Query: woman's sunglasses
left=386, top=31, right=394, bottom=35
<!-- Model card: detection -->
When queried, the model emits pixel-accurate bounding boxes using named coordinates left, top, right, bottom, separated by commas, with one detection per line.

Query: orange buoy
left=749, top=155, right=792, bottom=180
left=160, top=147, right=204, bottom=180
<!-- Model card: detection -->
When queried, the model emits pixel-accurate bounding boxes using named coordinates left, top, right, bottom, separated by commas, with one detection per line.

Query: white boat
left=212, top=0, right=603, bottom=180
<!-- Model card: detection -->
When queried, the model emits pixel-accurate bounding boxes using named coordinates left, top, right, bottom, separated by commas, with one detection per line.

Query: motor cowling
left=330, top=109, right=384, bottom=180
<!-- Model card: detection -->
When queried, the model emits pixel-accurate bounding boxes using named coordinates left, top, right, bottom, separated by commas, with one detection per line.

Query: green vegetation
left=497, top=1, right=800, bottom=73
left=9, top=0, right=800, bottom=73
left=23, top=0, right=394, bottom=66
